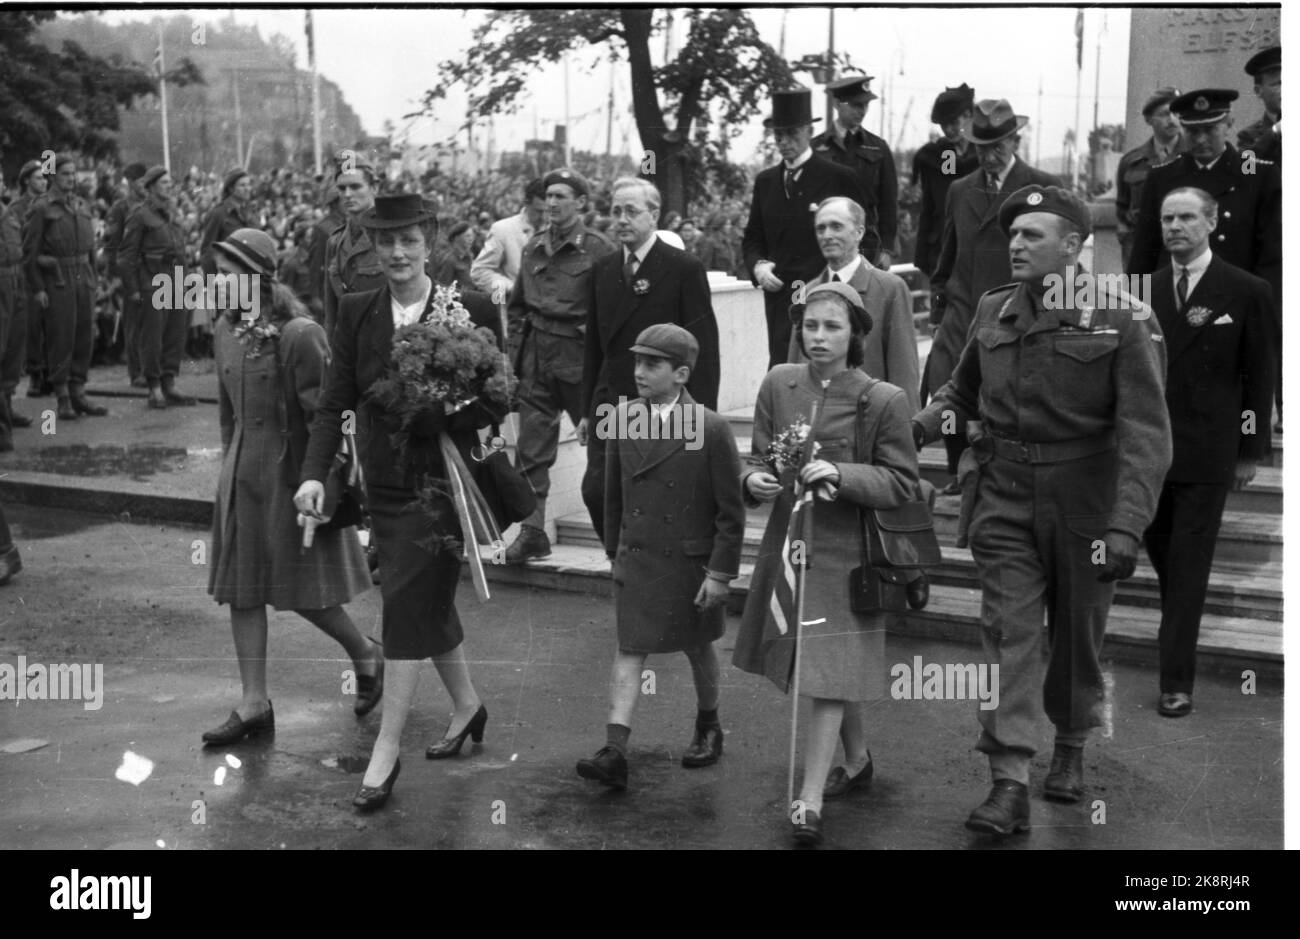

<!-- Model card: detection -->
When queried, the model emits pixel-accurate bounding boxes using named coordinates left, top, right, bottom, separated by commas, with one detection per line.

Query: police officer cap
left=542, top=167, right=589, bottom=198
left=142, top=165, right=169, bottom=189
left=1169, top=88, right=1238, bottom=125
left=18, top=160, right=44, bottom=184
left=827, top=73, right=878, bottom=103
left=998, top=184, right=1093, bottom=239
left=628, top=323, right=698, bottom=369
left=1244, top=46, right=1280, bottom=78
left=788, top=281, right=873, bottom=336
left=931, top=83, right=975, bottom=124
left=1141, top=86, right=1181, bottom=117
left=123, top=162, right=149, bottom=182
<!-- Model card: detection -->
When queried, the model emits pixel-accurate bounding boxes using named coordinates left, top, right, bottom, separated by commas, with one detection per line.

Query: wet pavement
left=0, top=504, right=1283, bottom=850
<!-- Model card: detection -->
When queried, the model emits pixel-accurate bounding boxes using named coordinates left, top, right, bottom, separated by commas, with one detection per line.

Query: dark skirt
left=367, top=485, right=464, bottom=660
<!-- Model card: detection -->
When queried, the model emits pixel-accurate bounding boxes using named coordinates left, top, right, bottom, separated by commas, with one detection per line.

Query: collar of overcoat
left=630, top=386, right=698, bottom=477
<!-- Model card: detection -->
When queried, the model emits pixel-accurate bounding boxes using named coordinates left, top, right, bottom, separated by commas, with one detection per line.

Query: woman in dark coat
left=734, top=281, right=920, bottom=847
left=203, top=228, right=379, bottom=747
left=295, top=194, right=504, bottom=811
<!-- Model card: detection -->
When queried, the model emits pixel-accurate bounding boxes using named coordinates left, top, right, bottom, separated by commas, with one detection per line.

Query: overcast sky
left=98, top=3, right=1131, bottom=166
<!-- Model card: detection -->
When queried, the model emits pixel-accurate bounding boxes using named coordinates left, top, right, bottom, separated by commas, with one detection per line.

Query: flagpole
left=157, top=23, right=171, bottom=173
left=1073, top=10, right=1083, bottom=192
left=786, top=401, right=818, bottom=812
left=307, top=10, right=322, bottom=176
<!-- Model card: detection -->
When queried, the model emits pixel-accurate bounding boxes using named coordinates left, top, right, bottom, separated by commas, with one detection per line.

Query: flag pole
left=786, top=401, right=818, bottom=812
left=157, top=23, right=171, bottom=173
left=307, top=10, right=322, bottom=176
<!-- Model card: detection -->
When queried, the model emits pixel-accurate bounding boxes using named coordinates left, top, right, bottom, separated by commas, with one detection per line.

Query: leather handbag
left=470, top=423, right=536, bottom=529
left=317, top=431, right=367, bottom=532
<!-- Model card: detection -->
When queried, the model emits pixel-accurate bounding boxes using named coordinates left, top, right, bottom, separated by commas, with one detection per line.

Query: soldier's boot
left=146, top=379, right=168, bottom=410
left=0, top=544, right=21, bottom=585
left=161, top=374, right=196, bottom=406
left=5, top=393, right=32, bottom=428
left=54, top=384, right=77, bottom=422
left=504, top=524, right=551, bottom=565
left=1043, top=743, right=1085, bottom=803
left=26, top=372, right=48, bottom=398
left=965, top=780, right=1030, bottom=836
left=68, top=383, right=107, bottom=417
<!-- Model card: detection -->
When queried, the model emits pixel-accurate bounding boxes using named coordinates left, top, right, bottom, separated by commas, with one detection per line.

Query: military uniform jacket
left=200, top=198, right=255, bottom=275
left=741, top=153, right=869, bottom=287
left=1115, top=136, right=1184, bottom=242
left=917, top=281, right=1172, bottom=540
left=103, top=193, right=145, bottom=274
left=0, top=202, right=24, bottom=270
left=306, top=205, right=345, bottom=311
left=1238, top=112, right=1281, bottom=160
left=1152, top=255, right=1274, bottom=483
left=118, top=201, right=186, bottom=301
left=1126, top=147, right=1281, bottom=304
left=323, top=219, right=387, bottom=338
left=911, top=139, right=980, bottom=276
left=812, top=126, right=899, bottom=258
left=22, top=190, right=94, bottom=294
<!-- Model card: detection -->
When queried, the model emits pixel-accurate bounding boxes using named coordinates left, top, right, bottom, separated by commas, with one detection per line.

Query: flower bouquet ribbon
left=437, top=430, right=502, bottom=603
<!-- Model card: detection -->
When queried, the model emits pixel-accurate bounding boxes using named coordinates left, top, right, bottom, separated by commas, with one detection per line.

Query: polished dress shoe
left=576, top=745, right=628, bottom=790
left=965, top=779, right=1030, bottom=836
left=425, top=704, right=487, bottom=758
left=353, top=642, right=385, bottom=717
left=353, top=758, right=400, bottom=812
left=791, top=804, right=823, bottom=847
left=0, top=545, right=22, bottom=586
left=56, top=397, right=77, bottom=421
left=1158, top=691, right=1193, bottom=717
left=681, top=723, right=723, bottom=768
left=905, top=572, right=930, bottom=610
left=202, top=702, right=275, bottom=746
left=504, top=524, right=551, bottom=564
left=69, top=393, right=107, bottom=416
left=1043, top=743, right=1085, bottom=803
left=824, top=751, right=873, bottom=799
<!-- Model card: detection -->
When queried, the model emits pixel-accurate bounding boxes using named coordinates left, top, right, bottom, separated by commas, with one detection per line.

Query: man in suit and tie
left=1144, top=187, right=1274, bottom=718
left=743, top=87, right=869, bottom=370
left=924, top=99, right=1060, bottom=494
left=578, top=177, right=720, bottom=544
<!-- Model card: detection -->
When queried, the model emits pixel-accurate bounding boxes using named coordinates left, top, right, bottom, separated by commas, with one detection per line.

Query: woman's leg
left=432, top=642, right=482, bottom=736
left=361, top=658, right=420, bottom=787
left=797, top=698, right=845, bottom=815
left=838, top=702, right=873, bottom=773
left=296, top=605, right=379, bottom=676
left=230, top=606, right=271, bottom=719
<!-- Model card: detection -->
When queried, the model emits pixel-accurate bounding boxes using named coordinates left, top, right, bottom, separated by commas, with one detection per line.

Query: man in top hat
left=913, top=184, right=1171, bottom=836
left=119, top=166, right=194, bottom=410
left=743, top=87, right=869, bottom=370
left=200, top=168, right=256, bottom=276
left=323, top=153, right=384, bottom=342
left=1238, top=46, right=1280, bottom=162
left=1115, top=87, right=1184, bottom=269
left=924, top=99, right=1059, bottom=494
left=22, top=154, right=106, bottom=421
left=12, top=160, right=50, bottom=399
left=503, top=167, right=616, bottom=564
left=1126, top=88, right=1281, bottom=427
left=103, top=162, right=151, bottom=387
left=912, top=84, right=980, bottom=281
left=812, top=73, right=898, bottom=269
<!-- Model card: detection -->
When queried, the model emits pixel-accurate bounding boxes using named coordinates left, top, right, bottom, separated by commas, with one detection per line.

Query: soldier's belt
left=985, top=431, right=1116, bottom=464
left=526, top=311, right=584, bottom=339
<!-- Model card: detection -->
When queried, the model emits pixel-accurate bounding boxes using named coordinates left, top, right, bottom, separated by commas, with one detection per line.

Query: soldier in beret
left=322, top=154, right=384, bottom=342
left=812, top=74, right=899, bottom=269
left=914, top=184, right=1171, bottom=836
left=21, top=154, right=105, bottom=420
left=200, top=168, right=256, bottom=277
left=912, top=83, right=980, bottom=280
left=1238, top=46, right=1280, bottom=162
left=103, top=162, right=150, bottom=387
left=12, top=160, right=50, bottom=399
left=1115, top=87, right=1184, bottom=269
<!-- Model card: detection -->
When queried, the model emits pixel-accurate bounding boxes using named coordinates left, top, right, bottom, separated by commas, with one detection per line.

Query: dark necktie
left=830, top=272, right=842, bottom=283
left=623, top=254, right=638, bottom=287
left=1176, top=266, right=1189, bottom=311
left=784, top=166, right=798, bottom=199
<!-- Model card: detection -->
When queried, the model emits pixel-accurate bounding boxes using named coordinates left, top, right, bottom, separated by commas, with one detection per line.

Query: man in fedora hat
left=743, top=87, right=869, bottom=370
left=812, top=73, right=898, bottom=269
left=103, top=162, right=151, bottom=387
left=1127, top=88, right=1281, bottom=428
left=923, top=99, right=1058, bottom=494
left=1238, top=46, right=1280, bottom=162
left=323, top=154, right=384, bottom=342
left=912, top=83, right=980, bottom=280
left=1115, top=87, right=1184, bottom=269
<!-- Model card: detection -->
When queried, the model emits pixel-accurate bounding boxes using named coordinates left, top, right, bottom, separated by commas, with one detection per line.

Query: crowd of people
left=0, top=43, right=1282, bottom=850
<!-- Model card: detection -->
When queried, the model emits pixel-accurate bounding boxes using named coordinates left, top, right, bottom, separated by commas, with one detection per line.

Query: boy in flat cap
left=1238, top=46, right=1280, bottom=161
left=914, top=184, right=1171, bottom=836
left=576, top=323, right=744, bottom=791
left=1115, top=87, right=1184, bottom=269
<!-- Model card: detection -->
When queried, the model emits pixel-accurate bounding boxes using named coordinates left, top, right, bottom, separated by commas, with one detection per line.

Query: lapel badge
left=1185, top=305, right=1215, bottom=327
left=1077, top=307, right=1093, bottom=330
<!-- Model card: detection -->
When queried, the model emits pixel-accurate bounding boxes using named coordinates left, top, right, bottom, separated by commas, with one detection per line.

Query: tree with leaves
left=419, top=8, right=793, bottom=215
left=0, top=10, right=202, bottom=179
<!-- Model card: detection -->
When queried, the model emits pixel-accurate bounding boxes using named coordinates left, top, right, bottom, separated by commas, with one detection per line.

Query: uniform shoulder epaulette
left=1151, top=153, right=1183, bottom=170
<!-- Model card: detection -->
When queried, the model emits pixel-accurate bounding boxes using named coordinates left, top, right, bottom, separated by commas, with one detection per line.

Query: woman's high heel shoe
left=425, top=704, right=487, bottom=759
left=353, top=758, right=400, bottom=812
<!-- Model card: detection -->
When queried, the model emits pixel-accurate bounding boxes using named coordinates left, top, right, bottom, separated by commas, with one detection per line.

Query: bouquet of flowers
left=763, top=415, right=813, bottom=483
left=232, top=316, right=280, bottom=358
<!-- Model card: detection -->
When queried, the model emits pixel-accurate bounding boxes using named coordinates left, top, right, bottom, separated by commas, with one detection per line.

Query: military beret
left=1170, top=88, right=1238, bottom=125
left=221, top=167, right=250, bottom=199
left=998, top=184, right=1093, bottom=239
left=788, top=281, right=873, bottom=336
left=54, top=153, right=76, bottom=171
left=18, top=160, right=44, bottom=185
left=931, top=83, right=975, bottom=124
left=629, top=322, right=698, bottom=369
left=1141, top=86, right=1181, bottom=117
left=827, top=73, right=878, bottom=103
left=542, top=167, right=589, bottom=198
left=141, top=165, right=169, bottom=189
left=332, top=150, right=376, bottom=180
left=122, top=162, right=148, bottom=182
left=1244, top=46, right=1280, bottom=78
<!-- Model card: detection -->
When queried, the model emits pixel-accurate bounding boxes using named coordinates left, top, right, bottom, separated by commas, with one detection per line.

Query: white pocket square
left=1212, top=314, right=1234, bottom=325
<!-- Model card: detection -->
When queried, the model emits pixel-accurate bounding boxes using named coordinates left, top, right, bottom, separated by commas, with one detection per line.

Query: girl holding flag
left=733, top=281, right=920, bottom=847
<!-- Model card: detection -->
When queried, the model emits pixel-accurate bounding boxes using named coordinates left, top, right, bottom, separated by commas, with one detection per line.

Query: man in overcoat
left=913, top=185, right=1171, bottom=836
left=575, top=324, right=744, bottom=791
left=912, top=83, right=979, bottom=281
left=1144, top=187, right=1274, bottom=718
left=579, top=176, right=720, bottom=545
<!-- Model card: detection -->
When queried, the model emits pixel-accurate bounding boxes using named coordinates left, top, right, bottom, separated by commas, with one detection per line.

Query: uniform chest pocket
left=1052, top=334, right=1118, bottom=363
left=977, top=326, right=1020, bottom=351
left=555, top=256, right=595, bottom=279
